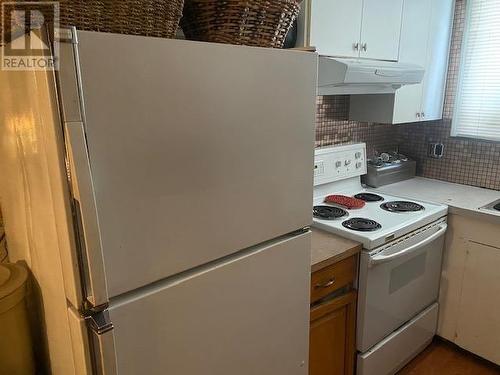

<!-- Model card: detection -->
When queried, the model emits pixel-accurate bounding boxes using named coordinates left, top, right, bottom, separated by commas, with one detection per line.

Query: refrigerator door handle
left=65, top=121, right=109, bottom=308
left=87, top=309, right=118, bottom=375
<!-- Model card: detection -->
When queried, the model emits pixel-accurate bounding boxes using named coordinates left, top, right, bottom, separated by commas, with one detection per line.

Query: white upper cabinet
left=392, top=0, right=432, bottom=123
left=349, top=0, right=455, bottom=124
left=305, top=0, right=403, bottom=61
left=310, top=0, right=363, bottom=58
left=359, top=0, right=404, bottom=61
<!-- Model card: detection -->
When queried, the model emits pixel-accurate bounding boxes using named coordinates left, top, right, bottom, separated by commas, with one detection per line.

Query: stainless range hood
left=318, top=57, right=425, bottom=95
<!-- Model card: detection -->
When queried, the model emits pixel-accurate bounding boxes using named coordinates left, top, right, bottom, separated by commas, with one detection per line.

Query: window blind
left=452, top=0, right=500, bottom=142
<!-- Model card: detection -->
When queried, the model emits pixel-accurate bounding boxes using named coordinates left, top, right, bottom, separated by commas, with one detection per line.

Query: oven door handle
left=369, top=224, right=447, bottom=267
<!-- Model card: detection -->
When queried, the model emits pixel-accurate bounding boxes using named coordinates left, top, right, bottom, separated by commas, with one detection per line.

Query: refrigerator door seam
left=110, top=230, right=312, bottom=309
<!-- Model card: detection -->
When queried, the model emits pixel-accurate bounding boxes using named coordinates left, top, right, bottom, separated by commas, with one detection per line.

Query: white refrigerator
left=0, top=28, right=318, bottom=374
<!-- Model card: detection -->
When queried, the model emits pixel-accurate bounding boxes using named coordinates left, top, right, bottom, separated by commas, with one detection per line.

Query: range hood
left=318, top=57, right=424, bottom=95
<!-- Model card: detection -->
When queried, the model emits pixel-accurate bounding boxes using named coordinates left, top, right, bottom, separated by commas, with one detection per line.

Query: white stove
left=313, top=143, right=448, bottom=375
left=313, top=144, right=447, bottom=250
left=313, top=190, right=447, bottom=250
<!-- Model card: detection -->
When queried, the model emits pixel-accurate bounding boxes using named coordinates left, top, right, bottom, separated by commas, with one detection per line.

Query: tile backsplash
left=315, top=96, right=399, bottom=157
left=315, top=0, right=500, bottom=191
left=398, top=120, right=500, bottom=190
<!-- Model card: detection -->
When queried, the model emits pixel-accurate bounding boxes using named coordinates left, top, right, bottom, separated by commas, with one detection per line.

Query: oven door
left=357, top=218, right=447, bottom=352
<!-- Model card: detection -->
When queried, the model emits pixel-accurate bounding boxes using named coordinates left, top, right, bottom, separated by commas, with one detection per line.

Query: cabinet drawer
left=311, top=255, right=356, bottom=304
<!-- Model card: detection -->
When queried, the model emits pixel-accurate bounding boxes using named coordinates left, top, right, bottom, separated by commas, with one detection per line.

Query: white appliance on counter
left=312, top=143, right=448, bottom=375
left=0, top=28, right=318, bottom=374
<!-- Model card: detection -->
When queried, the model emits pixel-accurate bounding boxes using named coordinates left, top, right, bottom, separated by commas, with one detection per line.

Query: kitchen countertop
left=311, top=228, right=362, bottom=273
left=375, top=177, right=500, bottom=223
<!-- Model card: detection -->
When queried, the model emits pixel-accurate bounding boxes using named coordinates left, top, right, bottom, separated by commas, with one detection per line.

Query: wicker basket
left=1, top=0, right=184, bottom=44
left=181, top=0, right=301, bottom=48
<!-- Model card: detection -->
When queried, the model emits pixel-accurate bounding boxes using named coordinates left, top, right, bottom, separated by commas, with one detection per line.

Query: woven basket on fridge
left=0, top=0, right=184, bottom=43
left=180, top=0, right=301, bottom=48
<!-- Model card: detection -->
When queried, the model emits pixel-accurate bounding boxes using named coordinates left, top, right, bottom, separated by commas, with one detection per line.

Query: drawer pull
left=315, top=278, right=336, bottom=289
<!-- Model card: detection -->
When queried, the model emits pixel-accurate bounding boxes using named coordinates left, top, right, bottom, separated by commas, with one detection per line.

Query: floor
left=397, top=339, right=500, bottom=375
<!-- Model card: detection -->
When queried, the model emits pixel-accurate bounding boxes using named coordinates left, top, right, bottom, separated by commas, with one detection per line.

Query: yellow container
left=0, top=263, right=35, bottom=375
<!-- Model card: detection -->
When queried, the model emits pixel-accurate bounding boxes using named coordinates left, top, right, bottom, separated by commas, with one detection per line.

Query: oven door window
left=389, top=252, right=427, bottom=294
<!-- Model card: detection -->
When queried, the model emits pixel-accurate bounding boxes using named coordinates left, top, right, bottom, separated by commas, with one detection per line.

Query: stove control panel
left=314, top=143, right=367, bottom=186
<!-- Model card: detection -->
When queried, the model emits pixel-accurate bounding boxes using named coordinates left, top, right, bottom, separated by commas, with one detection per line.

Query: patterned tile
left=315, top=95, right=400, bottom=157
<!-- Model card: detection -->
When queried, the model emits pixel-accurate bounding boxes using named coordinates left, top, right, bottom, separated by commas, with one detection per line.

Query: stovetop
left=313, top=143, right=448, bottom=250
left=312, top=189, right=448, bottom=250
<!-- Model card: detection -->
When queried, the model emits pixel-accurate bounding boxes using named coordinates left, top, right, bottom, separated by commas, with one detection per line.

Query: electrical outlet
left=429, top=143, right=445, bottom=159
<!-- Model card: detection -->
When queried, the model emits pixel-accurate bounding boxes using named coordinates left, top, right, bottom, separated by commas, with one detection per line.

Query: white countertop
left=374, top=177, right=500, bottom=223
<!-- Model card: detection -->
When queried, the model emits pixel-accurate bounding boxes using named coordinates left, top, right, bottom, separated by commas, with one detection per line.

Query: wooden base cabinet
left=309, top=291, right=357, bottom=375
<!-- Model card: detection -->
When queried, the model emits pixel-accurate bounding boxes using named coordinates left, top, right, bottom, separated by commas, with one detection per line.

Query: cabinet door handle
left=353, top=42, right=359, bottom=51
left=315, top=278, right=336, bottom=289
left=361, top=43, right=367, bottom=51
left=416, top=112, right=421, bottom=119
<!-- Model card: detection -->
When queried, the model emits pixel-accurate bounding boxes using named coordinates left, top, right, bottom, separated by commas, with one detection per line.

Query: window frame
left=451, top=0, right=500, bottom=142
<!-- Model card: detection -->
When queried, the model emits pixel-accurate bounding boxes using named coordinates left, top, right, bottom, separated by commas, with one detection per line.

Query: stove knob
left=335, top=161, right=342, bottom=168
left=355, top=152, right=362, bottom=159
left=345, top=159, right=352, bottom=166
left=356, top=162, right=363, bottom=169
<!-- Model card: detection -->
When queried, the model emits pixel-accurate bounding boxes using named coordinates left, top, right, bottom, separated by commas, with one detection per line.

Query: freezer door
left=62, top=31, right=318, bottom=298
left=102, top=232, right=311, bottom=375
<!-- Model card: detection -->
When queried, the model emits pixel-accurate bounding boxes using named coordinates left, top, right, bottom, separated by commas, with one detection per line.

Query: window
left=452, top=0, right=500, bottom=142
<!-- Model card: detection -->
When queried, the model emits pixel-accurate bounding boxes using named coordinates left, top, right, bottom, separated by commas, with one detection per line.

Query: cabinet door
left=455, top=241, right=500, bottom=366
left=309, top=0, right=363, bottom=58
left=393, top=85, right=424, bottom=124
left=310, top=292, right=357, bottom=375
left=392, top=0, right=431, bottom=123
left=420, top=0, right=454, bottom=121
left=359, top=0, right=404, bottom=61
